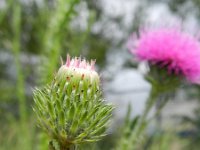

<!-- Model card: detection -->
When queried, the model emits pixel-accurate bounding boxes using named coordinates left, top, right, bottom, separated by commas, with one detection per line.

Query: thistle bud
left=33, top=55, right=113, bottom=149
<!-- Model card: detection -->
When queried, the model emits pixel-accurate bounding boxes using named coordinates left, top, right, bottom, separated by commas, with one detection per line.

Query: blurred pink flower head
left=128, top=28, right=200, bottom=83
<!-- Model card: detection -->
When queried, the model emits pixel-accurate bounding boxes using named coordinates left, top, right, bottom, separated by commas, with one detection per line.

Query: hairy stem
left=128, top=87, right=159, bottom=150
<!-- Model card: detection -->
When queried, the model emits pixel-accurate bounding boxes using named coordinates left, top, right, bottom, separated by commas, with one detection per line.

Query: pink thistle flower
left=128, top=28, right=200, bottom=83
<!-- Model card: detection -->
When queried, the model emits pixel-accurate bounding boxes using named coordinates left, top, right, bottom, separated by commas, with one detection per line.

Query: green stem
left=12, top=0, right=27, bottom=125
left=11, top=1, right=31, bottom=149
left=60, top=146, right=75, bottom=150
left=147, top=94, right=169, bottom=124
left=60, top=143, right=77, bottom=150
left=49, top=141, right=56, bottom=150
left=49, top=141, right=77, bottom=150
left=128, top=87, right=159, bottom=150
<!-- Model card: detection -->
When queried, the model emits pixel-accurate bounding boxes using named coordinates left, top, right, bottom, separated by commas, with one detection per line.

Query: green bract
left=33, top=56, right=113, bottom=149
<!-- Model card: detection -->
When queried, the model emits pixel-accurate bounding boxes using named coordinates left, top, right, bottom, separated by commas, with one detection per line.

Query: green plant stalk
left=12, top=0, right=26, bottom=126
left=60, top=144, right=76, bottom=150
left=11, top=1, right=30, bottom=149
left=127, top=86, right=159, bottom=150
left=125, top=66, right=181, bottom=150
left=49, top=141, right=77, bottom=150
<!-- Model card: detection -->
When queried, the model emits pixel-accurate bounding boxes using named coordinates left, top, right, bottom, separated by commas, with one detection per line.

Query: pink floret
left=128, top=28, right=200, bottom=83
left=65, top=54, right=96, bottom=71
